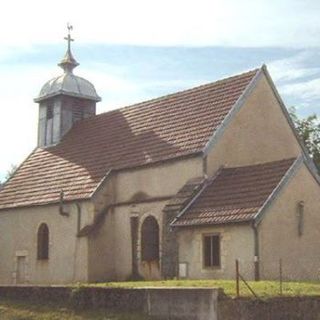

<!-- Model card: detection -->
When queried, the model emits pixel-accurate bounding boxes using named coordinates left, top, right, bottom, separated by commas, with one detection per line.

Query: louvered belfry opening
left=141, top=216, right=159, bottom=262
left=37, top=223, right=49, bottom=260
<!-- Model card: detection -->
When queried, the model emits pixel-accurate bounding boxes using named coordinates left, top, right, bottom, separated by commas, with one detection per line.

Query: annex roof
left=0, top=68, right=259, bottom=210
left=172, top=158, right=297, bottom=227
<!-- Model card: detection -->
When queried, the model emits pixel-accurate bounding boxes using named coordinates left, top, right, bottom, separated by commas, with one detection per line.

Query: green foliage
left=289, top=107, right=320, bottom=171
left=0, top=164, right=18, bottom=187
left=5, top=164, right=18, bottom=181
left=92, top=279, right=320, bottom=297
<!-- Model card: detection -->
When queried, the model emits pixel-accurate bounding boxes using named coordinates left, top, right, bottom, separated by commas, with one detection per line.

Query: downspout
left=252, top=222, right=260, bottom=281
left=76, top=203, right=82, bottom=233
left=59, top=189, right=69, bottom=216
left=73, top=202, right=82, bottom=282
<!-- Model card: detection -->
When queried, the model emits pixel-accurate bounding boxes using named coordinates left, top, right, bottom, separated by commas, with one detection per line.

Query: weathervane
left=65, top=23, right=74, bottom=52
left=58, top=23, right=79, bottom=73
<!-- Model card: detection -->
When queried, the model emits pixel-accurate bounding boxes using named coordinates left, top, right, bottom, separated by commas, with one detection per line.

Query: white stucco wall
left=177, top=224, right=255, bottom=280
left=259, top=163, right=320, bottom=280
left=0, top=201, right=94, bottom=284
left=206, top=73, right=302, bottom=176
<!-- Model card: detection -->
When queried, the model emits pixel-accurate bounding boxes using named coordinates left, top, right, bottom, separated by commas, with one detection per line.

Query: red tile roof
left=0, top=69, right=259, bottom=210
left=172, top=158, right=296, bottom=226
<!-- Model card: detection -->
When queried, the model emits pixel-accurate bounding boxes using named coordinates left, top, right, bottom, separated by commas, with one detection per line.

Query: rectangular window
left=203, top=234, right=220, bottom=268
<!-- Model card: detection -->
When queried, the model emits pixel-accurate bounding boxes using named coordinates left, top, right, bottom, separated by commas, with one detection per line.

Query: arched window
left=141, top=216, right=159, bottom=262
left=37, top=223, right=49, bottom=260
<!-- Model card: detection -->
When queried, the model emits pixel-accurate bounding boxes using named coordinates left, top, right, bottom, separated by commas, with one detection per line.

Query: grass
left=0, top=299, right=151, bottom=320
left=88, top=279, right=320, bottom=298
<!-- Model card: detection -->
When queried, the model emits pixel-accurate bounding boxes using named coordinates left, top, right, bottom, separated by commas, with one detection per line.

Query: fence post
left=279, top=258, right=283, bottom=296
left=236, top=259, right=240, bottom=298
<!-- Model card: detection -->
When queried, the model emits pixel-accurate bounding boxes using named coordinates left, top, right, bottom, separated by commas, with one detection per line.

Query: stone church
left=0, top=33, right=320, bottom=285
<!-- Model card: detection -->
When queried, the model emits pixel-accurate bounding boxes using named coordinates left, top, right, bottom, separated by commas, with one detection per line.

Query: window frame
left=202, top=233, right=221, bottom=269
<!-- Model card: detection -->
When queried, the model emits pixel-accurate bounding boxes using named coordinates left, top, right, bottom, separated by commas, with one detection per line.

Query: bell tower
left=34, top=25, right=101, bottom=148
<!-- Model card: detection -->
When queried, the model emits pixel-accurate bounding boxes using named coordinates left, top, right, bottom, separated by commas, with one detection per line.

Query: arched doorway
left=140, top=215, right=160, bottom=279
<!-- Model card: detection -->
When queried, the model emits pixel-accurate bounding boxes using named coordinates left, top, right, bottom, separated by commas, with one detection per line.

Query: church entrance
left=140, top=215, right=160, bottom=279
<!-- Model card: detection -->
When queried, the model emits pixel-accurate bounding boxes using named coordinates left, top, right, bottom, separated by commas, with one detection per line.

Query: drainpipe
left=252, top=222, right=260, bottom=281
left=76, top=203, right=82, bottom=233
left=59, top=189, right=69, bottom=216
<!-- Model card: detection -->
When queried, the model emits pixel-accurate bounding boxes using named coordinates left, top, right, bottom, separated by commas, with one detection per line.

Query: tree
left=0, top=164, right=18, bottom=189
left=5, top=164, right=18, bottom=181
left=289, top=107, right=320, bottom=172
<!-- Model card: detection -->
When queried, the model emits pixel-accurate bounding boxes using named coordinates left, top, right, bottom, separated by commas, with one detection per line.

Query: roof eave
left=34, top=90, right=101, bottom=103
left=172, top=218, right=253, bottom=228
left=0, top=196, right=91, bottom=212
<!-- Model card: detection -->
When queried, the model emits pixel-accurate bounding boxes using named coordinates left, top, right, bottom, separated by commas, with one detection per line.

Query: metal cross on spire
left=65, top=23, right=74, bottom=52
left=58, top=23, right=79, bottom=73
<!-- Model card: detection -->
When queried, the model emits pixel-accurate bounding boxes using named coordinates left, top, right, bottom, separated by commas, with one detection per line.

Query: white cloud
left=266, top=50, right=320, bottom=112
left=268, top=51, right=320, bottom=82
left=281, top=78, right=320, bottom=101
left=1, top=0, right=320, bottom=48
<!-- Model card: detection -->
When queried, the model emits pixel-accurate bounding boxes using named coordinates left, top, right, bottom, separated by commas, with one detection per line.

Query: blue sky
left=0, top=0, right=320, bottom=182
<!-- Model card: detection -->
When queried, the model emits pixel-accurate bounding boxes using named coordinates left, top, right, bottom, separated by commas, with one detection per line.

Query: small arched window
left=37, top=223, right=49, bottom=260
left=141, top=216, right=159, bottom=262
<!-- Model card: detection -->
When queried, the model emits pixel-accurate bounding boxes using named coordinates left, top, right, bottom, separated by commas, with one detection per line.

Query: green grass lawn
left=89, top=279, right=320, bottom=297
left=0, top=299, right=151, bottom=320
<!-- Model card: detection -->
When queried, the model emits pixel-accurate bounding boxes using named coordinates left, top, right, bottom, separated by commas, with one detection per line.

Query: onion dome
left=34, top=27, right=101, bottom=103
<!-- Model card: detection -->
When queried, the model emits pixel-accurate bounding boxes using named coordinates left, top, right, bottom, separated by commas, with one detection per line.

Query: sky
left=1, top=0, right=320, bottom=181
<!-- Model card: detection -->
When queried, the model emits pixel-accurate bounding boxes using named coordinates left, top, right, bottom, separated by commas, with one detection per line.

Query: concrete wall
left=259, top=163, right=320, bottom=280
left=146, top=288, right=218, bottom=320
left=0, top=201, right=94, bottom=284
left=206, top=73, right=302, bottom=176
left=177, top=224, right=255, bottom=280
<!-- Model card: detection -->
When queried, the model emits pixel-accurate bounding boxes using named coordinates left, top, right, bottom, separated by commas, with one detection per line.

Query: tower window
left=47, top=105, right=53, bottom=120
left=37, top=223, right=49, bottom=260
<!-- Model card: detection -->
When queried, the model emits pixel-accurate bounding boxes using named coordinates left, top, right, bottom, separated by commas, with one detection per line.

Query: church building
left=0, top=31, right=320, bottom=284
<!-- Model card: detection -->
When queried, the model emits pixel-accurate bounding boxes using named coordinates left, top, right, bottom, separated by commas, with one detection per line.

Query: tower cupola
left=34, top=25, right=101, bottom=148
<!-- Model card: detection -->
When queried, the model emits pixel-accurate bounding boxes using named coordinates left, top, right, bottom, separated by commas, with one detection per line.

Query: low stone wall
left=0, top=286, right=146, bottom=311
left=0, top=286, right=219, bottom=320
left=219, top=295, right=320, bottom=320
left=2, top=285, right=320, bottom=319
